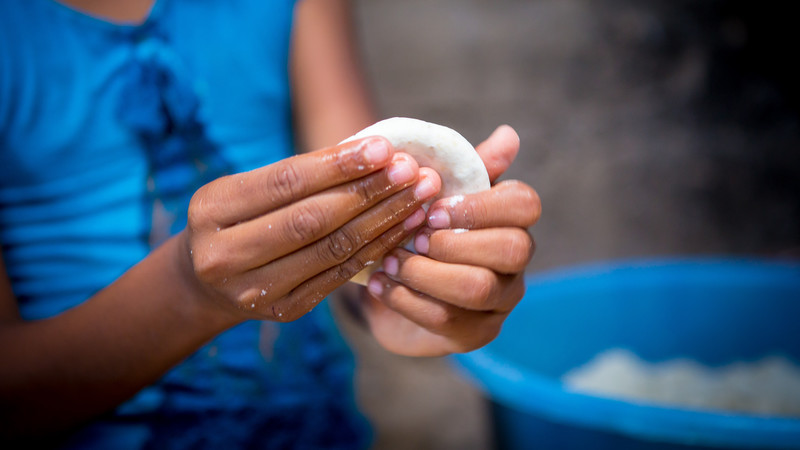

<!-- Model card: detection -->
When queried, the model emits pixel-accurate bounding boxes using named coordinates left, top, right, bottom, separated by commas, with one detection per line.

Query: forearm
left=290, top=0, right=377, bottom=153
left=0, top=233, right=241, bottom=436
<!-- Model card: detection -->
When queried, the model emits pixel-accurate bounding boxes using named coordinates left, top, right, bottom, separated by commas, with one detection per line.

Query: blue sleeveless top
left=0, top=1, right=370, bottom=448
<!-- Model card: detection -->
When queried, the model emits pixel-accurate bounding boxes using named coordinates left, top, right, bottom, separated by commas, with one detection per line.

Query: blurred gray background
left=335, top=1, right=800, bottom=448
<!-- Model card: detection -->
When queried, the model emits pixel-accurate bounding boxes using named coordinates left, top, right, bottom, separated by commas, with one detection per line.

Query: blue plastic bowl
left=453, top=258, right=800, bottom=449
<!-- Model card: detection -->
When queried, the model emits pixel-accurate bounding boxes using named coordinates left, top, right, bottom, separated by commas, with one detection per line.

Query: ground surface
left=338, top=1, right=800, bottom=448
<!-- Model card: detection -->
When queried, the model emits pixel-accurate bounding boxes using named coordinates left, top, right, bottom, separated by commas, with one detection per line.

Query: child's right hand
left=180, top=137, right=441, bottom=322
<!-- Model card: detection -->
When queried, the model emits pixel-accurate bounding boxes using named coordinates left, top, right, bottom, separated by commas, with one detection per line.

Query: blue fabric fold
left=117, top=28, right=230, bottom=235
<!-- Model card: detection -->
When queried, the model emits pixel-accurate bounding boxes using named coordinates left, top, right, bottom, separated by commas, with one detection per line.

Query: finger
left=375, top=249, right=526, bottom=312
left=413, top=227, right=534, bottom=274
left=244, top=168, right=439, bottom=301
left=262, top=206, right=434, bottom=322
left=192, top=137, right=393, bottom=227
left=203, top=153, right=422, bottom=275
left=475, top=125, right=520, bottom=182
left=364, top=273, right=506, bottom=353
left=427, top=180, right=541, bottom=230
left=360, top=295, right=461, bottom=357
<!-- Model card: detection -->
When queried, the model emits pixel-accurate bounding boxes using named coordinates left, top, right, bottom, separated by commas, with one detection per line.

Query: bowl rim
left=452, top=257, right=800, bottom=448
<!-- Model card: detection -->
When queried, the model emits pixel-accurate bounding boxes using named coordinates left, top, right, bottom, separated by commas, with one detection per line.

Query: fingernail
left=428, top=208, right=450, bottom=229
left=414, top=232, right=429, bottom=254
left=403, top=208, right=426, bottom=230
left=383, top=255, right=399, bottom=276
left=363, top=139, right=390, bottom=165
left=367, top=278, right=383, bottom=296
left=388, top=160, right=415, bottom=184
left=414, top=175, right=436, bottom=200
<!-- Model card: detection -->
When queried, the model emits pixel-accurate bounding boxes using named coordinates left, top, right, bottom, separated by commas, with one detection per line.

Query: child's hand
left=361, top=126, right=541, bottom=356
left=182, top=137, right=441, bottom=322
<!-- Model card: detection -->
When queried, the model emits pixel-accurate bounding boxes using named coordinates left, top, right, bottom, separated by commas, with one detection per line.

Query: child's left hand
left=360, top=125, right=541, bottom=356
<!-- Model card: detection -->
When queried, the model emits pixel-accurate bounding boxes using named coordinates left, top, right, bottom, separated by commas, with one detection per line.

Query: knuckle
left=428, top=304, right=458, bottom=331
left=187, top=185, right=216, bottom=230
left=320, top=228, right=361, bottom=263
left=354, top=225, right=408, bottom=268
left=331, top=148, right=355, bottom=179
left=286, top=203, right=327, bottom=243
left=498, top=274, right=525, bottom=311
left=353, top=176, right=383, bottom=204
left=503, top=230, right=534, bottom=272
left=431, top=232, right=456, bottom=261
left=510, top=274, right=527, bottom=304
left=267, top=162, right=303, bottom=202
left=518, top=183, right=542, bottom=225
left=191, top=245, right=226, bottom=284
left=463, top=196, right=490, bottom=229
left=463, top=269, right=496, bottom=308
left=379, top=227, right=410, bottom=255
left=333, top=256, right=367, bottom=282
left=381, top=194, right=411, bottom=222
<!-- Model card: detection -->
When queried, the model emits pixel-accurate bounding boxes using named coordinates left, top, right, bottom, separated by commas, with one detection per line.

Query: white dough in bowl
left=340, top=117, right=491, bottom=285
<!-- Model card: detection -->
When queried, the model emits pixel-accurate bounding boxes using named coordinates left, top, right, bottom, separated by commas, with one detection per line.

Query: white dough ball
left=340, top=117, right=491, bottom=285
left=340, top=117, right=491, bottom=200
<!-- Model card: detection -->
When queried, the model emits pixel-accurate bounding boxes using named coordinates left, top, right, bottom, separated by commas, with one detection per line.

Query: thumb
left=474, top=125, right=520, bottom=182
